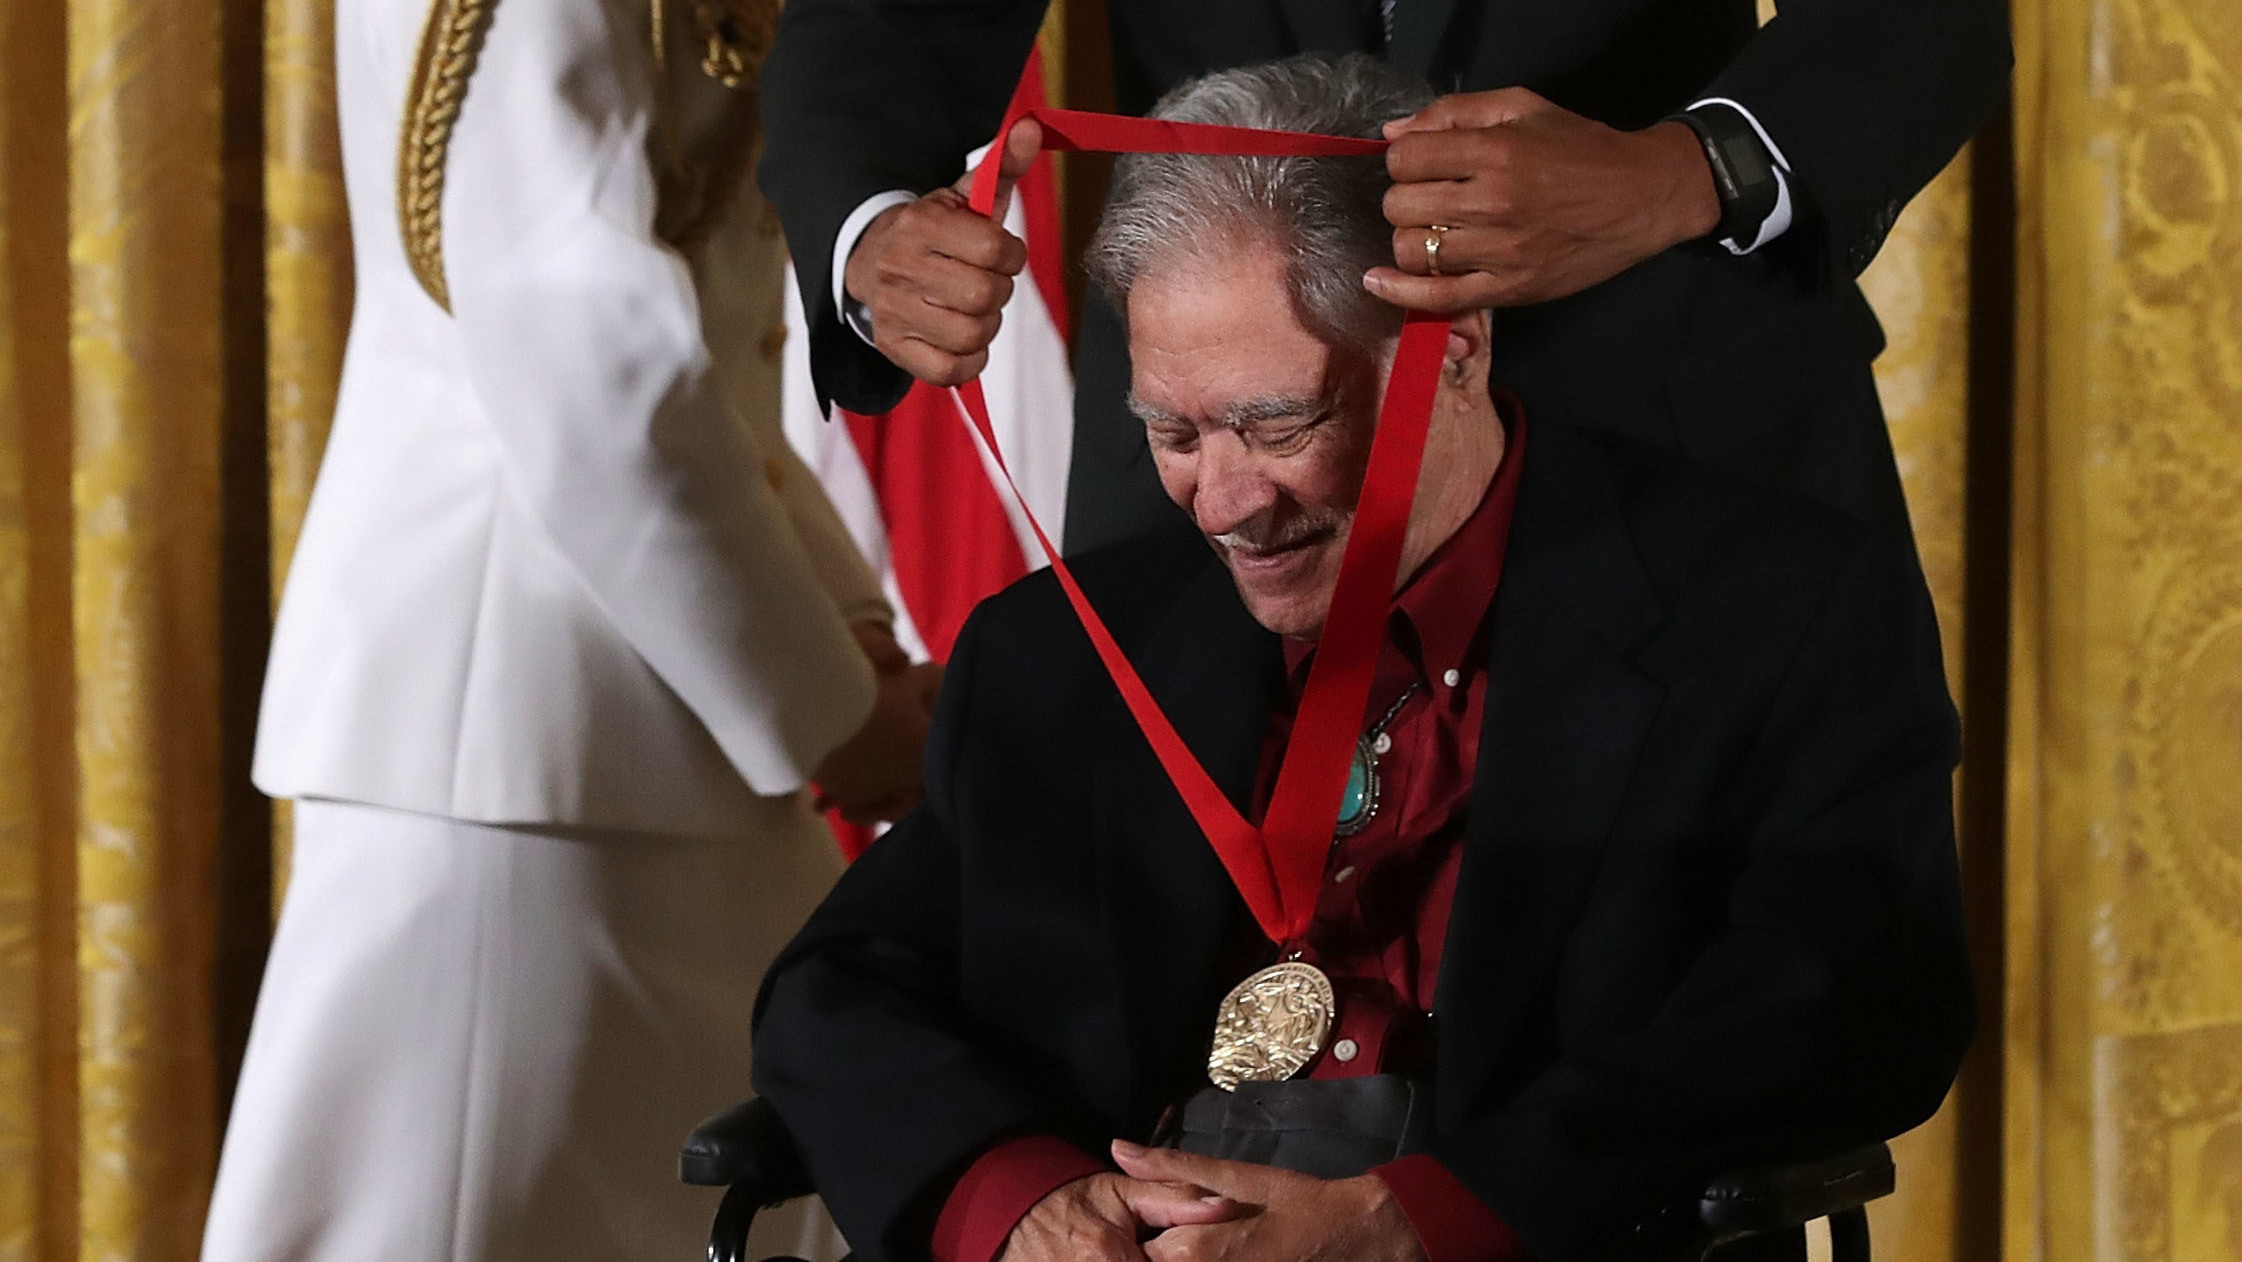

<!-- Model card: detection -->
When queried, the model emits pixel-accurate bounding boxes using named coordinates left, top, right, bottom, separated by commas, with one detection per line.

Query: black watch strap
left=1668, top=103, right=1781, bottom=246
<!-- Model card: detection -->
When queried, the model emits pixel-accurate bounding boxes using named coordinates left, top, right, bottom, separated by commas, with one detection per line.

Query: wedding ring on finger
left=1423, top=224, right=1452, bottom=277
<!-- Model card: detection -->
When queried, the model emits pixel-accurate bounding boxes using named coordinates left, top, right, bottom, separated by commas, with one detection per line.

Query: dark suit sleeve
left=756, top=0, right=1050, bottom=416
left=1700, top=0, right=2010, bottom=278
left=1429, top=535, right=1974, bottom=1261
left=752, top=607, right=1061, bottom=1262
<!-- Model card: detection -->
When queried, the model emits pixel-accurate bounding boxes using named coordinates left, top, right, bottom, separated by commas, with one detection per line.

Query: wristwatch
left=1667, top=102, right=1782, bottom=246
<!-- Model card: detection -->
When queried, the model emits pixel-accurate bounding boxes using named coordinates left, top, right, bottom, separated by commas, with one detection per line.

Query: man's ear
left=1445, top=309, right=1493, bottom=382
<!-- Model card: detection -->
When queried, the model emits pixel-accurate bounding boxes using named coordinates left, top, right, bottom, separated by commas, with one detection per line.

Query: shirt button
left=1442, top=668, right=1461, bottom=688
left=1332, top=1039, right=1360, bottom=1063
left=1332, top=865, right=1356, bottom=884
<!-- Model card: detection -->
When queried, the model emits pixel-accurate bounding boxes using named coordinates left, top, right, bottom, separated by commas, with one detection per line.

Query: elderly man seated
left=752, top=53, right=1972, bottom=1262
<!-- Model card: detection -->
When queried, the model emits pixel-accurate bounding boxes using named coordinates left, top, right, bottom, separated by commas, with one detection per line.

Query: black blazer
left=751, top=427, right=1975, bottom=1262
left=759, top=0, right=2009, bottom=548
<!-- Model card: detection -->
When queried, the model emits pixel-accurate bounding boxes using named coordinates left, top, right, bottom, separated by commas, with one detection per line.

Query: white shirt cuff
left=1688, top=96, right=1794, bottom=255
left=833, top=190, right=918, bottom=345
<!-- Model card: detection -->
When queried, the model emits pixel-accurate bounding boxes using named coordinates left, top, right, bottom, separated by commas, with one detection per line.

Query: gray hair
left=1084, top=53, right=1434, bottom=356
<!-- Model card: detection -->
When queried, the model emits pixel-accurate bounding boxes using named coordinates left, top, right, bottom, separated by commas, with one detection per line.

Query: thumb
left=1113, top=1179, right=1244, bottom=1230
left=989, top=117, right=1043, bottom=220
left=1000, top=117, right=1044, bottom=180
left=949, top=117, right=1043, bottom=204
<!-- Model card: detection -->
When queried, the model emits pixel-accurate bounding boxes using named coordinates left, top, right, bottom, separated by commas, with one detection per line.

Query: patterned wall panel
left=2, top=3, right=82, bottom=1257
left=2013, top=0, right=2242, bottom=1252
left=65, top=0, right=229, bottom=1254
left=264, top=0, right=349, bottom=608
left=262, top=0, right=351, bottom=901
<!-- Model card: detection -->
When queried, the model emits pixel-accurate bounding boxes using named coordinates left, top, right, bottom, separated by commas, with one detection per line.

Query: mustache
left=1213, top=512, right=1342, bottom=556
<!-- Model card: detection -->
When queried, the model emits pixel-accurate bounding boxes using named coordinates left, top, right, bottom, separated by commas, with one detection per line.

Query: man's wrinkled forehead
left=1121, top=240, right=1356, bottom=430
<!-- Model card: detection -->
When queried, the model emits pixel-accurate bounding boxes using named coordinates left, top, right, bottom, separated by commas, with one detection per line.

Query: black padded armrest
left=1698, top=1143, right=1894, bottom=1235
left=681, top=1097, right=815, bottom=1203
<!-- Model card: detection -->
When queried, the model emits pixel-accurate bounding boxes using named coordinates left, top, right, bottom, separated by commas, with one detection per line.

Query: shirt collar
left=1283, top=395, right=1529, bottom=688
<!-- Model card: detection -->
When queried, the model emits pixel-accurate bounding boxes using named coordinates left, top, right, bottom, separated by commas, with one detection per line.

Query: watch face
left=1689, top=108, right=1779, bottom=240
left=1718, top=132, right=1774, bottom=190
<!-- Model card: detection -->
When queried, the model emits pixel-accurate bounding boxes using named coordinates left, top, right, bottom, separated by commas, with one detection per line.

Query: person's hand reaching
left=844, top=120, right=1044, bottom=387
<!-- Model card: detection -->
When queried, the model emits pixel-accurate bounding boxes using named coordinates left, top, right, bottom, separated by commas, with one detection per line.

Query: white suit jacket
left=256, top=0, right=887, bottom=840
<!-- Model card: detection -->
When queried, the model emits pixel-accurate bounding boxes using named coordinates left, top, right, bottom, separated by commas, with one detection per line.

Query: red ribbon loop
left=946, top=73, right=1446, bottom=946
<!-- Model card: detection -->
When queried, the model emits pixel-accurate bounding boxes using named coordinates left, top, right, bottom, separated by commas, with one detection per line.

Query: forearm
left=932, top=1136, right=1108, bottom=1262
left=1432, top=888, right=1968, bottom=1262
left=1371, top=1156, right=1528, bottom=1262
left=753, top=821, right=1071, bottom=1257
left=1431, top=544, right=1970, bottom=1262
left=754, top=616, right=1081, bottom=1253
left=755, top=948, right=1064, bottom=1254
left=1699, top=0, right=2010, bottom=275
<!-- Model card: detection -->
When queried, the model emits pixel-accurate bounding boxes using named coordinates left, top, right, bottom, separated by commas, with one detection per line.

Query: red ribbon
left=947, top=76, right=1447, bottom=947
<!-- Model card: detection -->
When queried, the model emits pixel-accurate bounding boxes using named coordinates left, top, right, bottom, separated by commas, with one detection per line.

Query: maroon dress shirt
left=931, top=409, right=1529, bottom=1262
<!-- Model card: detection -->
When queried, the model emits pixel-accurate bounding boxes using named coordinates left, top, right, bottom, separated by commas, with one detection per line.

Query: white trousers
left=202, top=799, right=848, bottom=1262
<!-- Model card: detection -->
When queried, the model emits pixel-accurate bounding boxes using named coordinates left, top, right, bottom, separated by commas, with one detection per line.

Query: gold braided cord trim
left=398, top=0, right=499, bottom=311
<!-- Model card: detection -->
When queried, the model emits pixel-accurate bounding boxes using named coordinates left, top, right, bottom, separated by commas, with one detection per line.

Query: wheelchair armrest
left=681, top=1097, right=815, bottom=1205
left=1698, top=1143, right=1894, bottom=1235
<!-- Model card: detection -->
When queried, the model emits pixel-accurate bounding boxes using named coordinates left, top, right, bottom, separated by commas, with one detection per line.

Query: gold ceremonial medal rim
left=1205, top=960, right=1336, bottom=1092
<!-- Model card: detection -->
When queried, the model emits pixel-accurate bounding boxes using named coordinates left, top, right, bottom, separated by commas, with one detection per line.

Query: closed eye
left=1239, top=408, right=1334, bottom=454
left=1146, top=419, right=1200, bottom=453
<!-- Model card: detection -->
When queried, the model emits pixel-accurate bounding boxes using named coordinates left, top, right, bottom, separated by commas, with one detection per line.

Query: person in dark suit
left=757, top=0, right=2009, bottom=554
left=752, top=57, right=1973, bottom=1262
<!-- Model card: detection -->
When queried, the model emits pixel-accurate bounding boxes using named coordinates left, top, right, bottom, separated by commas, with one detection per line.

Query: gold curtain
left=1851, top=0, right=2242, bottom=1253
left=1, top=0, right=79, bottom=1253
left=2007, top=0, right=2242, bottom=1257
left=1, top=0, right=312, bottom=1255
left=263, top=0, right=351, bottom=898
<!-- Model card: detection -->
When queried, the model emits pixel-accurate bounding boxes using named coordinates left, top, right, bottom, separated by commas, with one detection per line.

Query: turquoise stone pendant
left=1331, top=681, right=1418, bottom=842
left=1334, top=737, right=1378, bottom=839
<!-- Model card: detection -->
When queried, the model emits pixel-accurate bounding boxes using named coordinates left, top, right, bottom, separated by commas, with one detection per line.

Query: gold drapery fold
left=263, top=0, right=352, bottom=896
left=66, top=0, right=230, bottom=1253
left=265, top=0, right=348, bottom=664
left=2008, top=0, right=2242, bottom=1257
left=4, top=0, right=278, bottom=1257
left=2, top=2, right=81, bottom=1258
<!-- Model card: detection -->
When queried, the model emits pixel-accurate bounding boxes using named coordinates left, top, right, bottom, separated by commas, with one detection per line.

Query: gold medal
left=1206, top=961, right=1336, bottom=1090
